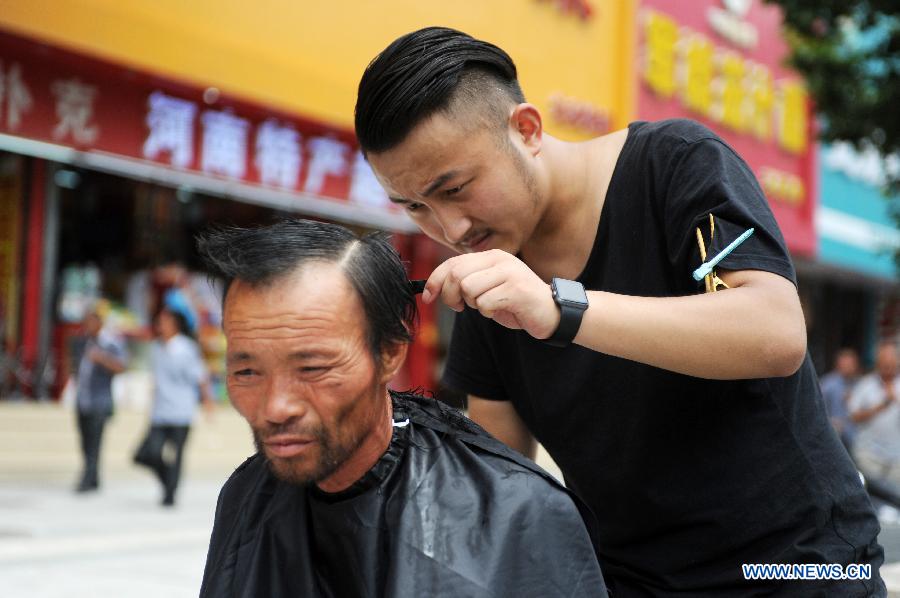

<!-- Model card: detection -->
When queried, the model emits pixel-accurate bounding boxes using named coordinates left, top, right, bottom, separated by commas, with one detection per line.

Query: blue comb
left=692, top=228, right=755, bottom=282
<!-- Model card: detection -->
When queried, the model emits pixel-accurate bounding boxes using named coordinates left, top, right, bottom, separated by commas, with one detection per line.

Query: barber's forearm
left=574, top=286, right=806, bottom=380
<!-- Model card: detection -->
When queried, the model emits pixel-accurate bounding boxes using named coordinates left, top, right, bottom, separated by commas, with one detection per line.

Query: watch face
left=553, top=278, right=588, bottom=307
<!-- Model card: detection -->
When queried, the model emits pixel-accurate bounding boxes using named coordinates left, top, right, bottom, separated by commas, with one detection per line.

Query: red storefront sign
left=637, top=0, right=816, bottom=256
left=0, top=29, right=395, bottom=216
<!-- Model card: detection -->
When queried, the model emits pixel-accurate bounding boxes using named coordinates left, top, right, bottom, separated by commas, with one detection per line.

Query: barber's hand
left=422, top=250, right=560, bottom=340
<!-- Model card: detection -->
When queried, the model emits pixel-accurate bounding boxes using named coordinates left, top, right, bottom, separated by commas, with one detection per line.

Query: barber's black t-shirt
left=443, top=120, right=884, bottom=596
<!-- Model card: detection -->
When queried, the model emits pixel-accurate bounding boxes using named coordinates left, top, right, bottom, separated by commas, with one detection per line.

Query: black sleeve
left=441, top=308, right=509, bottom=401
left=658, top=127, right=797, bottom=286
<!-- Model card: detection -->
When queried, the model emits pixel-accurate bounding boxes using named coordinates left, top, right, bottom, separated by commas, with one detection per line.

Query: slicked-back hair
left=355, top=26, right=525, bottom=154
left=196, top=219, right=416, bottom=364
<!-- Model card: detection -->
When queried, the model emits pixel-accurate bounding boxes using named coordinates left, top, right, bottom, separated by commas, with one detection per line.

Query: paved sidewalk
left=2, top=401, right=900, bottom=596
left=0, top=401, right=250, bottom=598
left=0, top=476, right=225, bottom=598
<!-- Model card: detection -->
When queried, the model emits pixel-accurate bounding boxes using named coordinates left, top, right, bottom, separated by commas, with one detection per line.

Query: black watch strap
left=545, top=303, right=586, bottom=347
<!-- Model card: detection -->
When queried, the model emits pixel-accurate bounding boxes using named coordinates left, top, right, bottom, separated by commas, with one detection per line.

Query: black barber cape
left=199, top=392, right=607, bottom=597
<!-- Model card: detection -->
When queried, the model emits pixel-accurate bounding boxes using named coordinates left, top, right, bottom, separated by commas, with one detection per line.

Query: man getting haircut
left=196, top=219, right=607, bottom=597
left=356, top=27, right=885, bottom=596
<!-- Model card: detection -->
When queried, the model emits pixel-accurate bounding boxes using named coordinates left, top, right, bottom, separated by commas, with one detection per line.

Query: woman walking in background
left=134, top=306, right=213, bottom=507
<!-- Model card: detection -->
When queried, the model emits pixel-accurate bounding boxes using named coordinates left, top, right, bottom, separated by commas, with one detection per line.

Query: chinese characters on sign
left=303, top=136, right=348, bottom=195
left=201, top=109, right=250, bottom=179
left=51, top=78, right=99, bottom=144
left=255, top=119, right=301, bottom=189
left=349, top=150, right=389, bottom=207
left=139, top=91, right=384, bottom=202
left=759, top=167, right=803, bottom=205
left=0, top=61, right=32, bottom=130
left=0, top=63, right=103, bottom=147
left=0, top=32, right=393, bottom=212
left=640, top=0, right=811, bottom=216
left=642, top=9, right=807, bottom=155
left=548, top=93, right=610, bottom=136
left=144, top=92, right=197, bottom=169
left=637, top=0, right=815, bottom=256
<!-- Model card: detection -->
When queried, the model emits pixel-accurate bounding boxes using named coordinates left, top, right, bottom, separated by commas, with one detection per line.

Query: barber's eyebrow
left=421, top=170, right=461, bottom=198
left=387, top=170, right=462, bottom=204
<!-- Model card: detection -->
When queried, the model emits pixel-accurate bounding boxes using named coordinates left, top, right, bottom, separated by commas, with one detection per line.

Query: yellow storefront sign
left=0, top=0, right=635, bottom=137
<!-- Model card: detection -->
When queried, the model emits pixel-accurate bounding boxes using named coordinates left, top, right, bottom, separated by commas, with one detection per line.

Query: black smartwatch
left=545, top=278, right=589, bottom=348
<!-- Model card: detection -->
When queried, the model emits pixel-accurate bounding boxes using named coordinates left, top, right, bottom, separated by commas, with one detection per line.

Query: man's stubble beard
left=252, top=403, right=366, bottom=487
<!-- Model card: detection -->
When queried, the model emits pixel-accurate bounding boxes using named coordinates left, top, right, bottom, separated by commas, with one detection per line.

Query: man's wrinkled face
left=367, top=111, right=543, bottom=255
left=223, top=263, right=386, bottom=486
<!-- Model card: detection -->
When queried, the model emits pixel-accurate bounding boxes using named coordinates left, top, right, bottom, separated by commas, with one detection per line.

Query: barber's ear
left=508, top=103, right=543, bottom=157
left=378, top=342, right=409, bottom=384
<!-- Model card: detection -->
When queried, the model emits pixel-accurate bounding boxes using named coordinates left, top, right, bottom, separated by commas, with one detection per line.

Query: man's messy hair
left=196, top=219, right=417, bottom=359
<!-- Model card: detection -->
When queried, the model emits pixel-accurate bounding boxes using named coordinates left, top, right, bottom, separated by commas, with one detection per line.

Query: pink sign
left=637, top=0, right=816, bottom=256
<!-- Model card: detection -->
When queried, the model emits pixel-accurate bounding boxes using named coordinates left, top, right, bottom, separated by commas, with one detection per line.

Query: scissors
left=693, top=214, right=754, bottom=292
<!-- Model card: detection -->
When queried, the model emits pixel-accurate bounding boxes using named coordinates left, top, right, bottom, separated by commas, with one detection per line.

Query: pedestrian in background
left=850, top=341, right=900, bottom=489
left=820, top=347, right=861, bottom=453
left=134, top=307, right=213, bottom=507
left=73, top=308, right=128, bottom=493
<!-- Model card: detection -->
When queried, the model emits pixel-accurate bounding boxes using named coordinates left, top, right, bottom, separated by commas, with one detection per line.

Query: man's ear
left=378, top=341, right=409, bottom=384
left=508, top=103, right=543, bottom=157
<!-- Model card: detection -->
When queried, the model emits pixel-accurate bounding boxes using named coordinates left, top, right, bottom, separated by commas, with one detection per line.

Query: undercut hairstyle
left=355, top=26, right=525, bottom=154
left=196, top=219, right=416, bottom=362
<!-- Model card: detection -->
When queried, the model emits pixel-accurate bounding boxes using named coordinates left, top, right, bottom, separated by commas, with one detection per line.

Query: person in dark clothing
left=73, top=310, right=128, bottom=492
left=354, top=27, right=886, bottom=596
left=195, top=219, right=607, bottom=597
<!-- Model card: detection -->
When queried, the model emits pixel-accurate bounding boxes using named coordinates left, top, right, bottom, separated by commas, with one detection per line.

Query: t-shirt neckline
left=574, top=121, right=643, bottom=282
